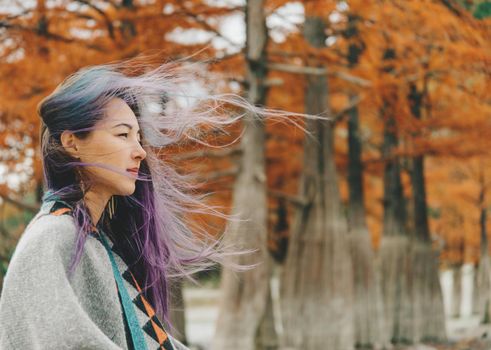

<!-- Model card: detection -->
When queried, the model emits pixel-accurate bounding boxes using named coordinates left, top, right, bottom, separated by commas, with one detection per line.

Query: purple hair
left=37, top=55, right=312, bottom=328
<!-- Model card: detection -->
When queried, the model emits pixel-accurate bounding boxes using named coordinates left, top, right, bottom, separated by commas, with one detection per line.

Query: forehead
left=101, top=97, right=138, bottom=126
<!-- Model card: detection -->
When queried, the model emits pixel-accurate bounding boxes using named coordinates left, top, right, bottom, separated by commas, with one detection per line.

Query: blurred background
left=1, top=1, right=491, bottom=349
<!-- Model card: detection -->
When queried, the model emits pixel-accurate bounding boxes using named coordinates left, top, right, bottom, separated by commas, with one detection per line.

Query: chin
left=117, top=183, right=136, bottom=196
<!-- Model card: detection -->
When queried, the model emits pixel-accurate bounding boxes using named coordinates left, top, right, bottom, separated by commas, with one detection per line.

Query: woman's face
left=67, top=97, right=147, bottom=197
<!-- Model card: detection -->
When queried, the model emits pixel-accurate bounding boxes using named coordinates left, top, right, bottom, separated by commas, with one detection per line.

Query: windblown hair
left=37, top=56, right=308, bottom=328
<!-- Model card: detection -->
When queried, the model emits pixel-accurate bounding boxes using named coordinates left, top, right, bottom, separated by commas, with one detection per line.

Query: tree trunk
left=280, top=15, right=354, bottom=350
left=409, top=156, right=447, bottom=342
left=411, top=240, right=446, bottom=342
left=452, top=265, right=462, bottom=317
left=412, top=156, right=429, bottom=241
left=347, top=96, right=388, bottom=349
left=255, top=282, right=278, bottom=350
left=379, top=103, right=413, bottom=345
left=475, top=254, right=491, bottom=323
left=213, top=1, right=275, bottom=349
left=460, top=263, right=475, bottom=318
left=408, top=83, right=446, bottom=342
left=439, top=265, right=459, bottom=318
left=475, top=184, right=491, bottom=323
left=121, top=0, right=137, bottom=42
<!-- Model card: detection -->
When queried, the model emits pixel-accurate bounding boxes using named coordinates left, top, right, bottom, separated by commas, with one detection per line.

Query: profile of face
left=61, top=97, right=147, bottom=198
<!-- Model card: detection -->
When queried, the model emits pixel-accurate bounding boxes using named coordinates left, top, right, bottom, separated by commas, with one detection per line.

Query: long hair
left=37, top=56, right=312, bottom=328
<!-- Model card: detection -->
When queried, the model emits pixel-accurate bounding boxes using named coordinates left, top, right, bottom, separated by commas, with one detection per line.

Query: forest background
left=1, top=0, right=491, bottom=349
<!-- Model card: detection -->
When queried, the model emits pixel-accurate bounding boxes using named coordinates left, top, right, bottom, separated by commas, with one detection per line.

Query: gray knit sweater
left=0, top=200, right=188, bottom=350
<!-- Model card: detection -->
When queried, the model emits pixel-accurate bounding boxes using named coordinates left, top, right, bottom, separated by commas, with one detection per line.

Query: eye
left=118, top=133, right=129, bottom=138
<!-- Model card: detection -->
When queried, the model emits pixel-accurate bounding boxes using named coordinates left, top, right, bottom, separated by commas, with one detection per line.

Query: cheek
left=82, top=141, right=126, bottom=163
left=88, top=165, right=136, bottom=195
left=81, top=148, right=128, bottom=181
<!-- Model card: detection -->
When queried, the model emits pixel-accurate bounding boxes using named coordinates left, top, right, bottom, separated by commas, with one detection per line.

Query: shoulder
left=4, top=207, right=82, bottom=283
left=3, top=196, right=111, bottom=274
left=1, top=208, right=92, bottom=303
left=0, top=207, right=127, bottom=350
left=14, top=212, right=77, bottom=257
left=4, top=202, right=108, bottom=283
left=0, top=212, right=77, bottom=305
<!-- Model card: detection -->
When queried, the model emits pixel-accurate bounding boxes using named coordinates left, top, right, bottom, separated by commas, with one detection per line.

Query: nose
left=132, top=141, right=147, bottom=161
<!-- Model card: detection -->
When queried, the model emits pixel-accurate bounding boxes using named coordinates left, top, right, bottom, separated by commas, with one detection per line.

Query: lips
left=126, top=167, right=139, bottom=175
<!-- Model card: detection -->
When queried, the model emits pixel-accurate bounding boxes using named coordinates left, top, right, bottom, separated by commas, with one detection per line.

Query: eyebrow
left=112, top=123, right=141, bottom=134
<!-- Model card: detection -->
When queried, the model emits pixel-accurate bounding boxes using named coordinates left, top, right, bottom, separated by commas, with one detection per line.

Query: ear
left=60, top=130, right=80, bottom=159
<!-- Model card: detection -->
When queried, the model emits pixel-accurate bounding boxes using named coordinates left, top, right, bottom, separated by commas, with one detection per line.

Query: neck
left=84, top=189, right=111, bottom=225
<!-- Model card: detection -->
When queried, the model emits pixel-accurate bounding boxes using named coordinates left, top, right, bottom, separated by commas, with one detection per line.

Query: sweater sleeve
left=0, top=215, right=125, bottom=350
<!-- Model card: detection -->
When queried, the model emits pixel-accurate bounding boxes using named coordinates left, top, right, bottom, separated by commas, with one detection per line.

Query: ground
left=183, top=287, right=491, bottom=350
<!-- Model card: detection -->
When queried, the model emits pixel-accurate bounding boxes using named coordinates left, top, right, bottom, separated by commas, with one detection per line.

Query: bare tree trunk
left=439, top=265, right=460, bottom=318
left=408, top=83, right=446, bottom=342
left=381, top=81, right=446, bottom=344
left=452, top=265, right=462, bottom=317
left=460, top=263, right=475, bottom=318
left=280, top=15, right=354, bottom=350
left=378, top=104, right=413, bottom=345
left=347, top=96, right=388, bottom=349
left=475, top=177, right=491, bottom=323
left=213, top=1, right=275, bottom=349
left=121, top=0, right=137, bottom=41
left=343, top=16, right=387, bottom=346
left=410, top=240, right=446, bottom=341
left=476, top=254, right=491, bottom=323
left=256, top=282, right=278, bottom=350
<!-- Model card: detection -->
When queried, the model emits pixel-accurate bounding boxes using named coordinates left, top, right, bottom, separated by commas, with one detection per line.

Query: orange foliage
left=1, top=0, right=491, bottom=266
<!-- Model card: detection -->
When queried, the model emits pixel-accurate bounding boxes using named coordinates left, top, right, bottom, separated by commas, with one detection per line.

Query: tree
left=212, top=1, right=275, bottom=349
left=407, top=79, right=446, bottom=342
left=344, top=13, right=387, bottom=349
left=280, top=4, right=354, bottom=348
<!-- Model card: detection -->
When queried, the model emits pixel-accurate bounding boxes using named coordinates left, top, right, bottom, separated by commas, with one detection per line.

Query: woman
left=0, top=58, right=261, bottom=349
